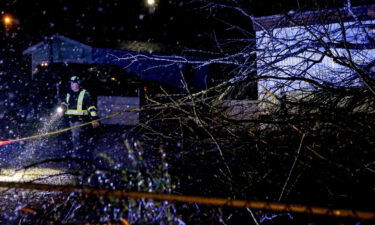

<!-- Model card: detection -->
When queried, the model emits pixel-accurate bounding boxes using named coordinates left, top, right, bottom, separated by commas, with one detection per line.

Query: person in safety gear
left=56, top=75, right=99, bottom=159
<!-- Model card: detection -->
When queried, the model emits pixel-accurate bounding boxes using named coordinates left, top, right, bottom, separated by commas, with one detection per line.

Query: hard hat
left=70, top=76, right=81, bottom=84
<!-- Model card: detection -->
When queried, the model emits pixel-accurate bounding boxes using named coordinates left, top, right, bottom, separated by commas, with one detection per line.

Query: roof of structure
left=23, top=35, right=208, bottom=89
left=253, top=4, right=375, bottom=31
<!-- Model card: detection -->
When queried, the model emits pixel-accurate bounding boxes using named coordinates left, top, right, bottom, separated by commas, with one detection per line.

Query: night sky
left=2, top=0, right=372, bottom=48
left=1, top=0, right=213, bottom=50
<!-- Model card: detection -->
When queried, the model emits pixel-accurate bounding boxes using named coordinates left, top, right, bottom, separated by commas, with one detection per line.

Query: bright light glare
left=0, top=168, right=63, bottom=182
left=41, top=61, right=49, bottom=67
left=147, top=0, right=155, bottom=6
left=3, top=15, right=12, bottom=25
left=56, top=106, right=64, bottom=113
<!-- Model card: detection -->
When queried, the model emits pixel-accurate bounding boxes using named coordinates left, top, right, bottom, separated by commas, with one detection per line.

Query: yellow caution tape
left=0, top=181, right=374, bottom=220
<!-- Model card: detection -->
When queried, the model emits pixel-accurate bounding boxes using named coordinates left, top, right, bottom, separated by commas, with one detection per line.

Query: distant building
left=23, top=35, right=208, bottom=89
left=253, top=4, right=375, bottom=111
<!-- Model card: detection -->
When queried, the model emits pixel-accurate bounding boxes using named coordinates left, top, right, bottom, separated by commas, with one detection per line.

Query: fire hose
left=0, top=107, right=141, bottom=146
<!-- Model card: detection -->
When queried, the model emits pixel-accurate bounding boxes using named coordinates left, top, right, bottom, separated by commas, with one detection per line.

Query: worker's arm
left=84, top=92, right=100, bottom=128
left=89, top=105, right=100, bottom=128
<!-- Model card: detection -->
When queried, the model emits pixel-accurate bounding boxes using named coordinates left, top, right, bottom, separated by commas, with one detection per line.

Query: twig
left=278, top=133, right=306, bottom=201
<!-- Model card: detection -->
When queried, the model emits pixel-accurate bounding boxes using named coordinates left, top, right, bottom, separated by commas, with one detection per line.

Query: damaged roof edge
left=253, top=4, right=375, bottom=32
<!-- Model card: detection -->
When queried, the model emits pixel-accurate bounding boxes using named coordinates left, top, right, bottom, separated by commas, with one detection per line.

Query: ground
left=0, top=122, right=135, bottom=224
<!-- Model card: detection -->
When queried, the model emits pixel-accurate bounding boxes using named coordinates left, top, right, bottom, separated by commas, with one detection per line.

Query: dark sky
left=0, top=0, right=373, bottom=52
left=1, top=0, right=212, bottom=50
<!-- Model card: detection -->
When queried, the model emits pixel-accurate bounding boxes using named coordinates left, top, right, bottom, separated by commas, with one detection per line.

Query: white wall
left=256, top=20, right=375, bottom=97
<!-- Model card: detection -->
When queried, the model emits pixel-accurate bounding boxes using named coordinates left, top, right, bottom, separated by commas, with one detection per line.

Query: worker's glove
left=56, top=104, right=67, bottom=117
left=91, top=121, right=100, bottom=128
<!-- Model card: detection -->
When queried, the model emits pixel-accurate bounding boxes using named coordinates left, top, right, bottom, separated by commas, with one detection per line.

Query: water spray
left=0, top=107, right=141, bottom=147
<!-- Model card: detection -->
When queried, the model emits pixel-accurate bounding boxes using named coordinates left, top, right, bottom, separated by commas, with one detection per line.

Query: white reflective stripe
left=90, top=111, right=97, bottom=117
left=77, top=90, right=86, bottom=111
left=66, top=94, right=70, bottom=104
left=66, top=110, right=89, bottom=115
left=88, top=106, right=96, bottom=111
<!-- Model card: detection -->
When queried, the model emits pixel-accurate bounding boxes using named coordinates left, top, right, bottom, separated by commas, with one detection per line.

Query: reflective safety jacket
left=61, top=89, right=97, bottom=120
